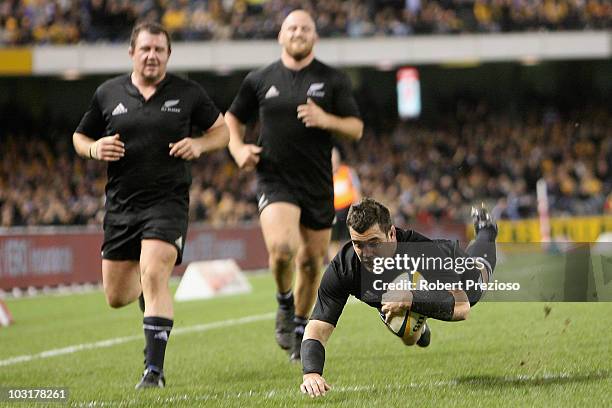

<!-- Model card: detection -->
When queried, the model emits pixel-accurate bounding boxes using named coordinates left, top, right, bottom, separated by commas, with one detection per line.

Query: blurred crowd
left=1, top=104, right=610, bottom=228
left=347, top=105, right=612, bottom=227
left=1, top=0, right=611, bottom=46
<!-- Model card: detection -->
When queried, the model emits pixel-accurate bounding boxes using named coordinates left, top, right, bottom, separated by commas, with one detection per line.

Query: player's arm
left=300, top=320, right=334, bottom=398
left=299, top=256, right=350, bottom=398
left=225, top=73, right=262, bottom=169
left=169, top=114, right=229, bottom=160
left=73, top=89, right=125, bottom=161
left=73, top=132, right=125, bottom=161
left=225, top=111, right=262, bottom=170
left=297, top=98, right=363, bottom=141
left=382, top=289, right=470, bottom=322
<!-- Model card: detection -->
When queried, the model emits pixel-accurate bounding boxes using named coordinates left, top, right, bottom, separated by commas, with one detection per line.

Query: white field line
left=71, top=372, right=599, bottom=407
left=0, top=313, right=274, bottom=368
left=0, top=298, right=363, bottom=368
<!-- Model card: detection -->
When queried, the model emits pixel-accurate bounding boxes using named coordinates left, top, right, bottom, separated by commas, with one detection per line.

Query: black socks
left=276, top=290, right=294, bottom=311
left=143, top=316, right=173, bottom=373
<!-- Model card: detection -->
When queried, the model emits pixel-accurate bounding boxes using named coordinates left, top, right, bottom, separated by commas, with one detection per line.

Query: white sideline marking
left=73, top=372, right=598, bottom=407
left=0, top=313, right=274, bottom=368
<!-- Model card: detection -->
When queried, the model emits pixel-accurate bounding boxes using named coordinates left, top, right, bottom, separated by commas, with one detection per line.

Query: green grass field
left=1, top=272, right=611, bottom=407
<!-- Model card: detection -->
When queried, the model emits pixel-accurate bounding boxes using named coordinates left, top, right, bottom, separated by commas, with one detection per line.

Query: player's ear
left=389, top=225, right=396, bottom=241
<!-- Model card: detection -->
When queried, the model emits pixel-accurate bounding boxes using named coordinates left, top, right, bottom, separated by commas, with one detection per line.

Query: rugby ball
left=385, top=307, right=427, bottom=338
left=382, top=272, right=427, bottom=338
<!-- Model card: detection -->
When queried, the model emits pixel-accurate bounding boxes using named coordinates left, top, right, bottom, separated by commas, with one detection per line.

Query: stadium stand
left=1, top=102, right=610, bottom=228
left=1, top=0, right=610, bottom=46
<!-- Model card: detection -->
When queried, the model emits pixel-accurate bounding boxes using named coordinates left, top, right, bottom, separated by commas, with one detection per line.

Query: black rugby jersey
left=228, top=59, right=360, bottom=199
left=311, top=228, right=474, bottom=326
left=76, top=73, right=220, bottom=222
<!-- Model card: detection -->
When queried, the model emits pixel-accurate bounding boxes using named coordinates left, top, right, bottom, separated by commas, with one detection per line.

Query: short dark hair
left=346, top=198, right=392, bottom=234
left=130, top=22, right=171, bottom=52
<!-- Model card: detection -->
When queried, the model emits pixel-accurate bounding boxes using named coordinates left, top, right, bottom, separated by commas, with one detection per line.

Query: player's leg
left=465, top=206, right=498, bottom=305
left=101, top=223, right=142, bottom=308
left=290, top=225, right=332, bottom=361
left=140, top=239, right=176, bottom=317
left=135, top=212, right=186, bottom=390
left=102, top=260, right=141, bottom=308
left=135, top=238, right=177, bottom=389
left=260, top=202, right=302, bottom=350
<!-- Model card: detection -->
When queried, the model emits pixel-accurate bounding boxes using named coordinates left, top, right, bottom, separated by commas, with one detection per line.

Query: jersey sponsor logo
left=161, top=99, right=181, bottom=113
left=111, top=103, right=128, bottom=116
left=265, top=86, right=279, bottom=99
left=307, top=82, right=325, bottom=97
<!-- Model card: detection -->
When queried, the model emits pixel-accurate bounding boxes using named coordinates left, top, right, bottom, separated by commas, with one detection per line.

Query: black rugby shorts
left=256, top=180, right=334, bottom=230
left=102, top=208, right=188, bottom=265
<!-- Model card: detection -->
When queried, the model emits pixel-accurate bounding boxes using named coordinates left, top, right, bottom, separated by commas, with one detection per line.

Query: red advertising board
left=0, top=224, right=268, bottom=290
left=0, top=222, right=466, bottom=290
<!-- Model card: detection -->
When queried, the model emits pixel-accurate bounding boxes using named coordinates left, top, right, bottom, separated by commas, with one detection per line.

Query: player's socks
left=143, top=316, right=173, bottom=372
left=467, top=237, right=497, bottom=272
left=289, top=315, right=308, bottom=362
left=276, top=290, right=294, bottom=310
left=293, top=315, right=308, bottom=336
left=275, top=290, right=295, bottom=350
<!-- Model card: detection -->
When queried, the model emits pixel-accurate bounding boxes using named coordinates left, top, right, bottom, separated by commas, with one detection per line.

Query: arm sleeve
left=227, top=72, right=259, bottom=123
left=75, top=89, right=106, bottom=139
left=310, top=259, right=350, bottom=327
left=191, top=83, right=222, bottom=131
left=331, top=72, right=361, bottom=119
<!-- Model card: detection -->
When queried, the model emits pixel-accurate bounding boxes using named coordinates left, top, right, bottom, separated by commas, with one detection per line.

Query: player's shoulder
left=396, top=227, right=432, bottom=243
left=329, top=241, right=359, bottom=277
left=312, top=59, right=349, bottom=81
left=246, top=60, right=283, bottom=81
left=95, top=74, right=130, bottom=95
left=165, top=73, right=202, bottom=91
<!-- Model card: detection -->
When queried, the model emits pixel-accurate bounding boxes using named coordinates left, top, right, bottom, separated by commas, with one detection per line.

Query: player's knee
left=140, top=269, right=167, bottom=292
left=269, top=243, right=295, bottom=267
left=105, top=291, right=131, bottom=309
left=296, top=255, right=321, bottom=279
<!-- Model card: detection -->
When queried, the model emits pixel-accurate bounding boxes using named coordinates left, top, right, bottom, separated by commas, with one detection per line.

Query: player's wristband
left=302, top=339, right=325, bottom=375
left=410, top=290, right=455, bottom=321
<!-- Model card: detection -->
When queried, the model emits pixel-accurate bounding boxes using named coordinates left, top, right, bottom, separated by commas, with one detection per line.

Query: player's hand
left=169, top=138, right=202, bottom=160
left=381, top=291, right=412, bottom=324
left=91, top=134, right=124, bottom=161
left=300, top=373, right=331, bottom=398
left=231, top=143, right=262, bottom=170
left=297, top=98, right=330, bottom=129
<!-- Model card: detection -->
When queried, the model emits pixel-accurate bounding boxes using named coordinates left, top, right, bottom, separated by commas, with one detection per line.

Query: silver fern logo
left=161, top=99, right=181, bottom=112
left=307, top=83, right=325, bottom=97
